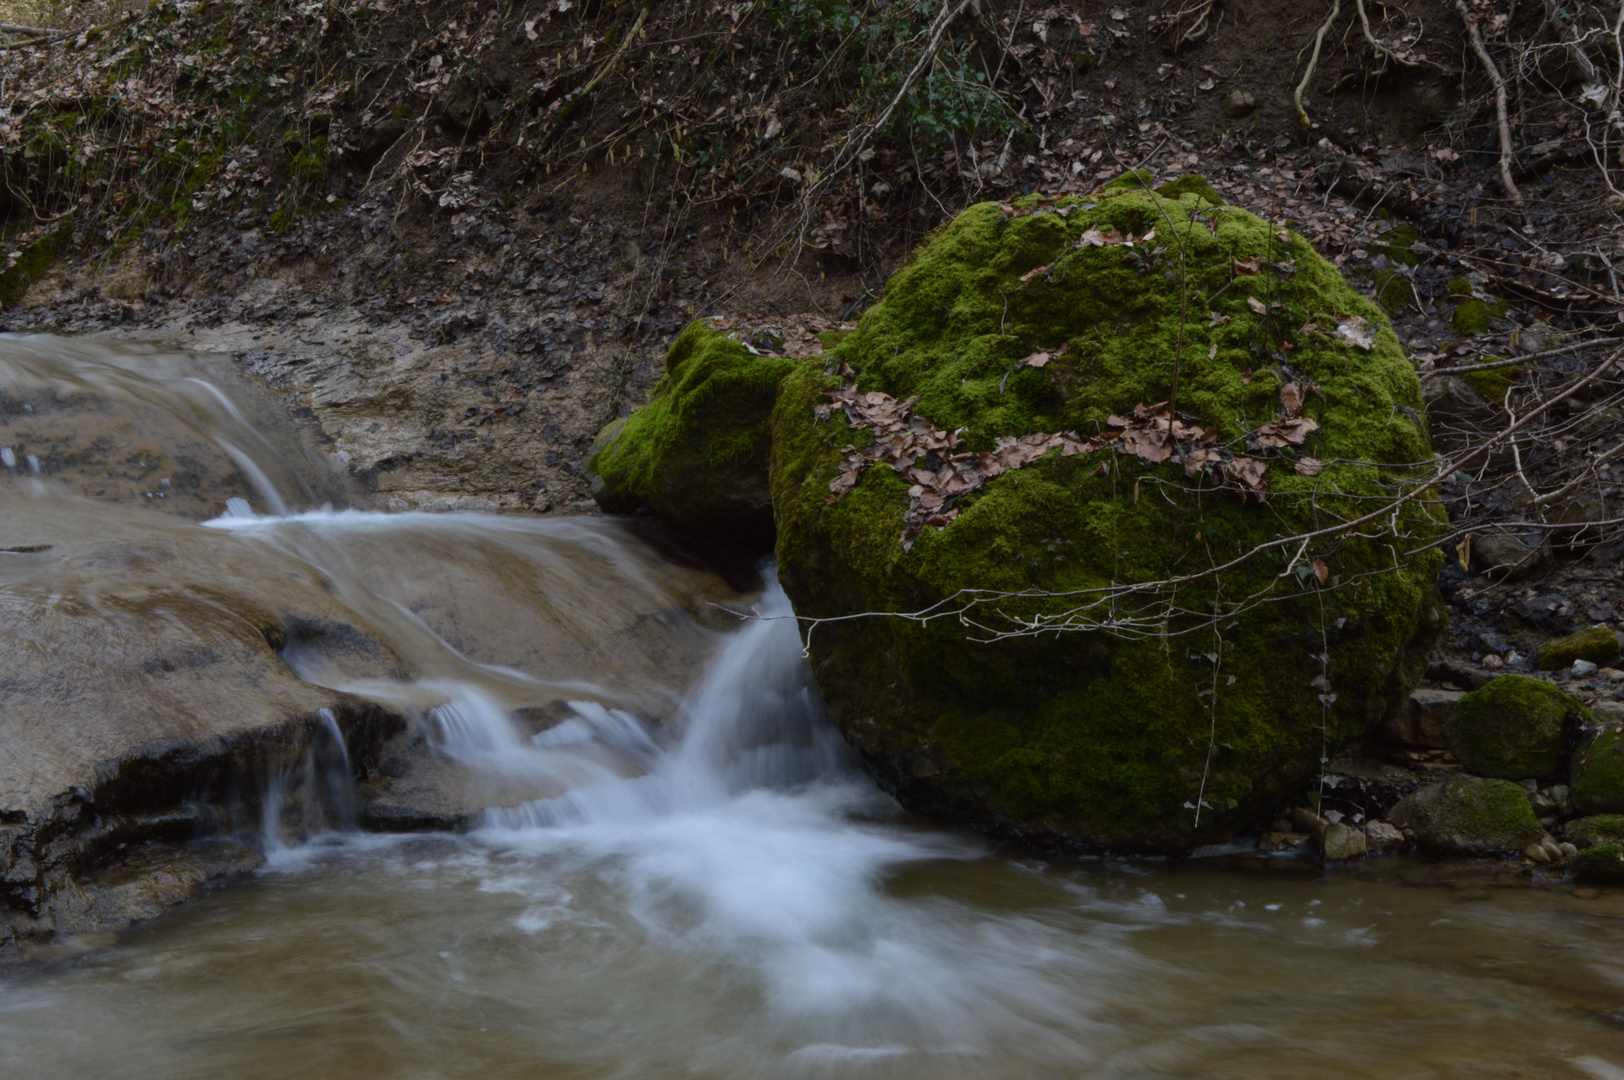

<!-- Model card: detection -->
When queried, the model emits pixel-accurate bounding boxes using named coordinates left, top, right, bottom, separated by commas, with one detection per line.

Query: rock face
left=1537, top=625, right=1621, bottom=670
left=1387, top=775, right=1545, bottom=855
left=1445, top=675, right=1585, bottom=780
left=769, top=183, right=1445, bottom=852
left=0, top=497, right=404, bottom=960
left=1383, top=687, right=1463, bottom=748
left=1572, top=722, right=1624, bottom=814
left=586, top=321, right=802, bottom=541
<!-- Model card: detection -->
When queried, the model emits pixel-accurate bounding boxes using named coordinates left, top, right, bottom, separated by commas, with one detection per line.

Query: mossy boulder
left=1564, top=814, right=1624, bottom=848
left=1572, top=722, right=1624, bottom=814
left=585, top=320, right=800, bottom=540
left=770, top=183, right=1446, bottom=853
left=1386, top=775, right=1545, bottom=855
left=1445, top=675, right=1586, bottom=780
left=1571, top=844, right=1624, bottom=884
left=1537, top=625, right=1621, bottom=670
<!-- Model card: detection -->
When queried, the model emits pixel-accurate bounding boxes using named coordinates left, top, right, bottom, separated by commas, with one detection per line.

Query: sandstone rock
left=1382, top=687, right=1463, bottom=748
left=1445, top=674, right=1586, bottom=780
left=1223, top=89, right=1258, bottom=117
left=1387, top=775, right=1545, bottom=855
left=1321, top=822, right=1367, bottom=861
left=1364, top=820, right=1405, bottom=853
left=1469, top=532, right=1542, bottom=581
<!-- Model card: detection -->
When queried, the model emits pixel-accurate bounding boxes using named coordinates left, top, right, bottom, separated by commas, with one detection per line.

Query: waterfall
left=481, top=569, right=849, bottom=830
left=259, top=708, right=358, bottom=857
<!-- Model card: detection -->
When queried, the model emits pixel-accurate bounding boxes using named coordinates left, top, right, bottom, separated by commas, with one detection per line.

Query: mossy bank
left=770, top=182, right=1446, bottom=853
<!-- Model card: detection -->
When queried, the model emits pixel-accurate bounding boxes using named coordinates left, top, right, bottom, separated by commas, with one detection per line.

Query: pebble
left=1574, top=659, right=1600, bottom=677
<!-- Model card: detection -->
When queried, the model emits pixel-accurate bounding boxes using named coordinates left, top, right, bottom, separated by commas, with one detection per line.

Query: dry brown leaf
left=1294, top=456, right=1326, bottom=477
left=1312, top=557, right=1329, bottom=584
left=1020, top=264, right=1050, bottom=282
left=1335, top=315, right=1376, bottom=351
left=1254, top=416, right=1319, bottom=447
left=1234, top=258, right=1260, bottom=276
left=1280, top=381, right=1303, bottom=418
left=1246, top=296, right=1268, bottom=315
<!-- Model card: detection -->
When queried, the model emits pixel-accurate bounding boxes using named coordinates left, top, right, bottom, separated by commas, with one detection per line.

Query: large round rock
left=770, top=183, right=1445, bottom=852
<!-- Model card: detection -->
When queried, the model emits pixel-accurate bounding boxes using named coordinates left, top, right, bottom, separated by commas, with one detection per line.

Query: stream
left=2, top=335, right=1624, bottom=1079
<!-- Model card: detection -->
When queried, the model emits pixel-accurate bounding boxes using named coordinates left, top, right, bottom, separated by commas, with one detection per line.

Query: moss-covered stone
left=1460, top=360, right=1517, bottom=404
left=1572, top=723, right=1624, bottom=814
left=1386, top=775, right=1545, bottom=855
left=586, top=320, right=802, bottom=539
left=770, top=184, right=1446, bottom=853
left=1538, top=625, right=1621, bottom=670
left=1446, top=674, right=1586, bottom=779
left=1571, top=844, right=1624, bottom=884
left=1452, top=296, right=1508, bottom=335
left=1565, top=814, right=1624, bottom=848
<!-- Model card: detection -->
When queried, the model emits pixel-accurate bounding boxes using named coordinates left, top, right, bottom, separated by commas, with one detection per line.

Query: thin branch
left=1454, top=0, right=1522, bottom=203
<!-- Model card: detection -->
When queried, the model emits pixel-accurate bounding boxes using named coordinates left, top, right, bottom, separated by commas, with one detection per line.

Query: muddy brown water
left=1, top=335, right=1623, bottom=1080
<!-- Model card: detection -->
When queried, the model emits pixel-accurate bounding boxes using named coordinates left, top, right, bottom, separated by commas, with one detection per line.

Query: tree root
left=1294, top=0, right=1343, bottom=129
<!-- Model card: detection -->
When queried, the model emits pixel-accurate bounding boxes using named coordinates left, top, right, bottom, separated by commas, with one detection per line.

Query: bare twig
left=1454, top=0, right=1522, bottom=203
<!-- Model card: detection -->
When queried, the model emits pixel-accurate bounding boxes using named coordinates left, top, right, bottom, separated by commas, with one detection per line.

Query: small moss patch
left=0, top=234, right=56, bottom=308
left=1538, top=626, right=1620, bottom=670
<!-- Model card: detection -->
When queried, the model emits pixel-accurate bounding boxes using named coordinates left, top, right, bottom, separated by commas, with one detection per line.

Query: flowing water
left=3, top=335, right=1624, bottom=1079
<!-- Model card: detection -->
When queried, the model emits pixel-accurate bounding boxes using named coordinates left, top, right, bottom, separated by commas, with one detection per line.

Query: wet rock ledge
left=0, top=507, right=406, bottom=962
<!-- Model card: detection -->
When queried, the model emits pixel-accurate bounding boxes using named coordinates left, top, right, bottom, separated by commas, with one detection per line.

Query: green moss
left=1565, top=814, right=1624, bottom=848
left=1453, top=299, right=1505, bottom=335
left=1103, top=169, right=1156, bottom=191
left=771, top=185, right=1446, bottom=852
left=1447, top=278, right=1474, bottom=297
left=1572, top=723, right=1624, bottom=814
left=1372, top=268, right=1412, bottom=315
left=1462, top=361, right=1517, bottom=403
left=1388, top=774, right=1545, bottom=855
left=1446, top=674, right=1585, bottom=779
left=1373, top=224, right=1421, bottom=268
left=1155, top=174, right=1223, bottom=206
left=1538, top=626, right=1620, bottom=670
left=1572, top=844, right=1624, bottom=884
left=0, top=234, right=56, bottom=308
left=586, top=320, right=803, bottom=536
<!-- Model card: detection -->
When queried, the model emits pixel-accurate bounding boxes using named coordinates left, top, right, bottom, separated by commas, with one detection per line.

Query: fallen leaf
left=1020, top=264, right=1050, bottom=282
left=1294, top=456, right=1325, bottom=477
left=1208, top=311, right=1230, bottom=327
left=1280, top=381, right=1303, bottom=417
left=1312, top=557, right=1329, bottom=584
left=1335, top=315, right=1376, bottom=351
left=1234, top=258, right=1260, bottom=276
left=1247, top=296, right=1268, bottom=315
left=1254, top=416, right=1319, bottom=447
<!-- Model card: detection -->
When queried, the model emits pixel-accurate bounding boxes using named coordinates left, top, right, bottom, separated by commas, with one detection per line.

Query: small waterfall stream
left=4, top=334, right=1624, bottom=1080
